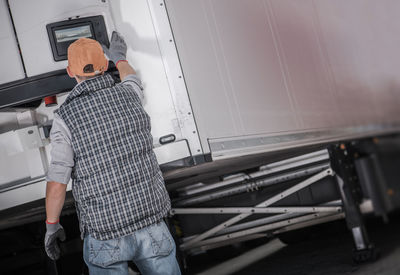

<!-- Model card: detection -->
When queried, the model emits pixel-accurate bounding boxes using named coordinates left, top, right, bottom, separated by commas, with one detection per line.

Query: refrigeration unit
left=1, top=0, right=400, bottom=267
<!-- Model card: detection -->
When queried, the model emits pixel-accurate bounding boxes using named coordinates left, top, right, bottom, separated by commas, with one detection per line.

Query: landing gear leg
left=329, top=143, right=378, bottom=263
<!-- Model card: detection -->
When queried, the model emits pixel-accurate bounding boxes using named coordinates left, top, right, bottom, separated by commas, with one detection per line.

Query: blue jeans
left=83, top=221, right=181, bottom=275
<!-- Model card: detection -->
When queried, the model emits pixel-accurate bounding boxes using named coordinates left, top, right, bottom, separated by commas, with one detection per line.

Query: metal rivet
left=192, top=131, right=196, bottom=134
left=28, top=130, right=34, bottom=135
left=160, top=3, right=163, bottom=6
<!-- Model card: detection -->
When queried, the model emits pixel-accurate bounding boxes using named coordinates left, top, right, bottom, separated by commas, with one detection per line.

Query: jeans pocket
left=88, top=235, right=121, bottom=268
left=145, top=221, right=174, bottom=257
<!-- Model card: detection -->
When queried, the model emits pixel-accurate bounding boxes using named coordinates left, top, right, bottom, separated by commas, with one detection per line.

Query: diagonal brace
left=181, top=168, right=334, bottom=249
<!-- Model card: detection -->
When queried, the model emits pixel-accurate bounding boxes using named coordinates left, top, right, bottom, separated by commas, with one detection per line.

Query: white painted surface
left=165, top=0, right=400, bottom=156
left=166, top=0, right=298, bottom=153
left=108, top=0, right=197, bottom=148
left=9, top=0, right=114, bottom=77
left=7, top=0, right=195, bottom=152
left=1, top=0, right=197, bottom=211
left=145, top=0, right=203, bottom=155
left=2, top=0, right=400, bottom=211
left=0, top=147, right=45, bottom=187
left=154, top=140, right=191, bottom=164
left=0, top=126, right=47, bottom=186
left=5, top=0, right=196, bottom=151
left=0, top=0, right=25, bottom=84
left=0, top=180, right=46, bottom=211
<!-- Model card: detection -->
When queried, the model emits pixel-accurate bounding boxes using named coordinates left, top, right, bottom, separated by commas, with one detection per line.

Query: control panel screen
left=47, top=16, right=109, bottom=61
left=54, top=25, right=92, bottom=43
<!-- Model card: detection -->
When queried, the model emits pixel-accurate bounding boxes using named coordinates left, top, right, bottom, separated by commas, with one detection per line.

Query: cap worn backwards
left=67, top=38, right=108, bottom=77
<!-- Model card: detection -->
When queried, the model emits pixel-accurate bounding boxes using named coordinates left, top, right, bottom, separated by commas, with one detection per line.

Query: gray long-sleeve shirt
left=46, top=74, right=144, bottom=184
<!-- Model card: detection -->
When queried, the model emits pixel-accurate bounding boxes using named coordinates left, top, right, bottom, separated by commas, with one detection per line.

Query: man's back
left=56, top=74, right=171, bottom=240
left=45, top=33, right=180, bottom=274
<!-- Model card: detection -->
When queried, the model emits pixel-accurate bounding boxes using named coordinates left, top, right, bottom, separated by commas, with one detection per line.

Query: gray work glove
left=44, top=222, right=66, bottom=260
left=102, top=31, right=127, bottom=65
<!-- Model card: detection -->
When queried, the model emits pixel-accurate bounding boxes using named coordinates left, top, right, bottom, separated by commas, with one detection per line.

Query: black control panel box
left=47, top=15, right=109, bottom=61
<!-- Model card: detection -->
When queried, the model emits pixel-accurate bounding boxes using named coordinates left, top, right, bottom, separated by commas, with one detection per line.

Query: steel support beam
left=181, top=168, right=334, bottom=249
left=182, top=212, right=337, bottom=250
left=175, top=163, right=329, bottom=207
left=178, top=149, right=329, bottom=196
left=171, top=206, right=342, bottom=215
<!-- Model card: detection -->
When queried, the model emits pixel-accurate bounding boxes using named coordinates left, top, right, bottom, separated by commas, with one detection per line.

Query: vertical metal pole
left=329, top=143, right=377, bottom=262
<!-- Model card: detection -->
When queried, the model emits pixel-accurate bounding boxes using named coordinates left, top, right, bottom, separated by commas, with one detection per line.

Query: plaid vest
left=56, top=74, right=171, bottom=240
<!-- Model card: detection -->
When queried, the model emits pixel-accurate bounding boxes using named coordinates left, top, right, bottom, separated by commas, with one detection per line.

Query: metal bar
left=272, top=213, right=345, bottom=235
left=252, top=150, right=329, bottom=176
left=181, top=213, right=300, bottom=243
left=175, top=163, right=330, bottom=206
left=178, top=173, right=250, bottom=196
left=217, top=213, right=301, bottom=236
left=181, top=200, right=343, bottom=242
left=182, top=212, right=336, bottom=250
left=196, top=233, right=269, bottom=252
left=180, top=149, right=329, bottom=196
left=171, top=206, right=342, bottom=215
left=0, top=68, right=120, bottom=109
left=181, top=168, right=333, bottom=249
left=256, top=168, right=332, bottom=208
left=197, top=213, right=345, bottom=252
left=217, top=200, right=343, bottom=235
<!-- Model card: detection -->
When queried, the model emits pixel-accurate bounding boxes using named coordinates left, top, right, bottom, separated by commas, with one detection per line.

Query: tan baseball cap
left=67, top=38, right=108, bottom=77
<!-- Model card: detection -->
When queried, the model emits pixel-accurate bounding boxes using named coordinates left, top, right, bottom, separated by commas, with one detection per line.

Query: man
left=44, top=31, right=181, bottom=275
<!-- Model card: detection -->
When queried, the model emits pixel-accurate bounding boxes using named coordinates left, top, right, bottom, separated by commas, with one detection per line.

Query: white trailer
left=1, top=0, right=400, bottom=272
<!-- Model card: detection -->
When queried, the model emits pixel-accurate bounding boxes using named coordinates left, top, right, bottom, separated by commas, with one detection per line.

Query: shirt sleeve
left=46, top=113, right=74, bottom=185
left=121, top=74, right=144, bottom=103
